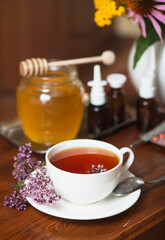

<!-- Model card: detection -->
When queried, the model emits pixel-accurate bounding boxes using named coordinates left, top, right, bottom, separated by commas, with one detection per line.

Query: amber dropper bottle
left=137, top=77, right=158, bottom=132
left=87, top=65, right=110, bottom=134
left=106, top=74, right=126, bottom=126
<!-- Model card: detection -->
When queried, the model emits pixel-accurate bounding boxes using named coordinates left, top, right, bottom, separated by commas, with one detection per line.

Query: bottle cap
left=106, top=73, right=126, bottom=89
left=87, top=65, right=107, bottom=106
left=139, top=74, right=155, bottom=99
left=139, top=86, right=156, bottom=99
left=139, top=75, right=156, bottom=99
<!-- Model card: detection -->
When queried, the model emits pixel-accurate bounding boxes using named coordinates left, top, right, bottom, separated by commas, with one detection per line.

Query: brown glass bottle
left=137, top=97, right=158, bottom=132
left=87, top=65, right=110, bottom=134
left=109, top=87, right=125, bottom=125
left=88, top=103, right=110, bottom=134
left=107, top=74, right=126, bottom=126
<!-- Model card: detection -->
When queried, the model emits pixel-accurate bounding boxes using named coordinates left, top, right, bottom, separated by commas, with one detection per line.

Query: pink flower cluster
left=4, top=143, right=60, bottom=211
left=20, top=167, right=61, bottom=206
left=88, top=164, right=106, bottom=174
left=127, top=0, right=165, bottom=43
left=12, top=143, right=41, bottom=182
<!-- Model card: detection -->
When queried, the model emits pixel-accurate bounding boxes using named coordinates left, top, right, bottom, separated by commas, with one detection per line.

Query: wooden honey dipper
left=19, top=50, right=115, bottom=77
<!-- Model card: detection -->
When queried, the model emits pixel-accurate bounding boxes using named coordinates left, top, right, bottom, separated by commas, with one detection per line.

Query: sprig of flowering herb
left=4, top=190, right=27, bottom=211
left=88, top=164, right=106, bottom=174
left=4, top=143, right=60, bottom=211
left=12, top=143, right=42, bottom=183
left=20, top=167, right=61, bottom=205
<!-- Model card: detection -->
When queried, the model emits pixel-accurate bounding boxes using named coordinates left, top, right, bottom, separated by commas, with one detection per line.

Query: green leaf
left=41, top=161, right=46, bottom=166
left=17, top=181, right=23, bottom=189
left=133, top=18, right=165, bottom=69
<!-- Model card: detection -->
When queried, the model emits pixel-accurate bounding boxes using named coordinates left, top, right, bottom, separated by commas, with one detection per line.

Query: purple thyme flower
left=12, top=143, right=42, bottom=183
left=4, top=143, right=60, bottom=211
left=4, top=190, right=27, bottom=211
left=20, top=167, right=60, bottom=206
left=88, top=164, right=106, bottom=174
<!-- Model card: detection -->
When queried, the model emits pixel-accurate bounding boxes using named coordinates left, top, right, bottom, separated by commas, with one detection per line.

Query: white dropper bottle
left=88, top=65, right=107, bottom=106
left=87, top=65, right=110, bottom=133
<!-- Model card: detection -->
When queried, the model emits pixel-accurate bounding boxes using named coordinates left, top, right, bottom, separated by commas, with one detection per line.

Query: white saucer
left=26, top=170, right=141, bottom=220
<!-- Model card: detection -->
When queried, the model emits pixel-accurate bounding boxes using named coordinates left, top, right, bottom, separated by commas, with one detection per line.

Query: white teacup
left=46, top=139, right=134, bottom=204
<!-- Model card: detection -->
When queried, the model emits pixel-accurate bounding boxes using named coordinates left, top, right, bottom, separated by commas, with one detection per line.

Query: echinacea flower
left=93, top=0, right=165, bottom=68
left=126, top=0, right=165, bottom=43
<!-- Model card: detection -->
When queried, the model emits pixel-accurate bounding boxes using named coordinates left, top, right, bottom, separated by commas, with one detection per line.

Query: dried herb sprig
left=4, top=190, right=27, bottom=211
left=88, top=164, right=106, bottom=174
left=20, top=167, right=61, bottom=205
left=4, top=143, right=60, bottom=211
left=12, top=143, right=41, bottom=183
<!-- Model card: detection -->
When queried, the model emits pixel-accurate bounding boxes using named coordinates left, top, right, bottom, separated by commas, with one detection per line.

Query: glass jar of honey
left=16, top=65, right=85, bottom=145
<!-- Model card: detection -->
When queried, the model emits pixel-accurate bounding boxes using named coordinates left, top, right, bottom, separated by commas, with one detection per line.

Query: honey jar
left=16, top=65, right=85, bottom=145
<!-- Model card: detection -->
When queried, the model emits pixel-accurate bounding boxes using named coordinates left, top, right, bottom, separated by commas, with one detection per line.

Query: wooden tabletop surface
left=0, top=77, right=165, bottom=240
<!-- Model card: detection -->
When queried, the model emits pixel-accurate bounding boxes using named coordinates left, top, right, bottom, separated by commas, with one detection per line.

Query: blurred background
left=0, top=0, right=140, bottom=121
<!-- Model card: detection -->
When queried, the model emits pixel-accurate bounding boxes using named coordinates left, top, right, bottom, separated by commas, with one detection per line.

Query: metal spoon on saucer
left=113, top=176, right=165, bottom=196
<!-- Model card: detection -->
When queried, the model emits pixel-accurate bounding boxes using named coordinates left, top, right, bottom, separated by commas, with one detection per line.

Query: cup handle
left=120, top=147, right=134, bottom=174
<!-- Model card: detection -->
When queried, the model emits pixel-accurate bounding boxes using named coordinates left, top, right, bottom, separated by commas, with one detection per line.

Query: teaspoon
left=113, top=176, right=165, bottom=196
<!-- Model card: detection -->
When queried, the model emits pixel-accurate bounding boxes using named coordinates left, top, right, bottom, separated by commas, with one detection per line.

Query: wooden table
left=0, top=89, right=165, bottom=240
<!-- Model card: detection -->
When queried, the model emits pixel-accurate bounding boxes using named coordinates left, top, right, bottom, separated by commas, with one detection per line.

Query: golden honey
left=16, top=66, right=84, bottom=145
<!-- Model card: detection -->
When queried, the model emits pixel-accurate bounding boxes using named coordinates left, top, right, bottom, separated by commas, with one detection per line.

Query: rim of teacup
left=45, top=139, right=123, bottom=176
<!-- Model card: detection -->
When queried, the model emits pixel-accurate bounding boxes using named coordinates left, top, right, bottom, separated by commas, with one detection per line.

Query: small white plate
left=26, top=170, right=141, bottom=220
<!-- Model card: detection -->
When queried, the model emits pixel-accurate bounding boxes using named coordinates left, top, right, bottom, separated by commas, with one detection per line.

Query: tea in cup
left=46, top=139, right=134, bottom=204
